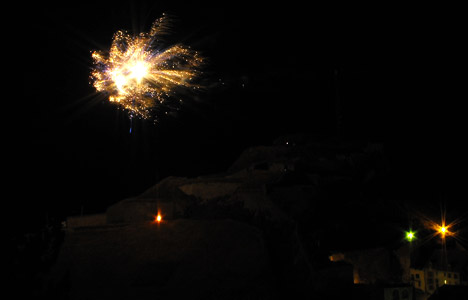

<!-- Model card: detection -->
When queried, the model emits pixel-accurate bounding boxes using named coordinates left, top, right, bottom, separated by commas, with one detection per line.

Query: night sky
left=7, top=2, right=466, bottom=232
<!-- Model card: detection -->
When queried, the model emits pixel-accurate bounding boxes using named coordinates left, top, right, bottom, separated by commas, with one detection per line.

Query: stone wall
left=66, top=214, right=107, bottom=230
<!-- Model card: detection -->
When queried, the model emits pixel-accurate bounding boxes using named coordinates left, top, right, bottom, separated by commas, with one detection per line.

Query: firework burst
left=91, top=14, right=203, bottom=120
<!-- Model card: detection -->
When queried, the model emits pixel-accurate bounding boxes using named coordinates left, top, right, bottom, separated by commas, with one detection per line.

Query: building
left=410, top=248, right=468, bottom=296
left=410, top=264, right=461, bottom=293
left=349, top=284, right=414, bottom=300
left=383, top=285, right=414, bottom=300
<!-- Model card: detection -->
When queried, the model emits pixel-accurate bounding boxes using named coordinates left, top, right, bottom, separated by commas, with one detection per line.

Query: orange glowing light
left=438, top=225, right=451, bottom=237
left=415, top=206, right=464, bottom=244
left=430, top=222, right=453, bottom=239
left=156, top=213, right=162, bottom=223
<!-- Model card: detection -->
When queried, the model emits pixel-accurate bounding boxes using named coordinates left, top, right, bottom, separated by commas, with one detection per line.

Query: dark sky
left=7, top=2, right=466, bottom=230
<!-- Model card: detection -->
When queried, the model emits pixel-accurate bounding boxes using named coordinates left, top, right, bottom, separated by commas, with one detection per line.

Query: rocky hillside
left=47, top=220, right=273, bottom=299
left=44, top=134, right=405, bottom=299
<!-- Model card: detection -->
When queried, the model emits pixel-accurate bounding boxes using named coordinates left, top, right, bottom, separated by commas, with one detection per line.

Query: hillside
left=43, top=134, right=407, bottom=299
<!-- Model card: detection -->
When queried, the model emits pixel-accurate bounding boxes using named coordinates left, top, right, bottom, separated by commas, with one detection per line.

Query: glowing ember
left=156, top=214, right=162, bottom=223
left=91, top=14, right=203, bottom=119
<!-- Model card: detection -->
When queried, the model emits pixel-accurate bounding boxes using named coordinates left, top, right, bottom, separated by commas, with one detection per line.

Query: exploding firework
left=91, top=14, right=203, bottom=120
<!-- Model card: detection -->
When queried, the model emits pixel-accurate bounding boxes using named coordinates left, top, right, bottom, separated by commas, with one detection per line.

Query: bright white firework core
left=130, top=61, right=148, bottom=83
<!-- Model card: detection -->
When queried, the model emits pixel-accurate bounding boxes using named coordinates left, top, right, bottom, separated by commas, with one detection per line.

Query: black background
left=7, top=2, right=466, bottom=232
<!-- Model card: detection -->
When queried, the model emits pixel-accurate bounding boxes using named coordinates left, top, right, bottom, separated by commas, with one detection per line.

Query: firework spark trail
left=90, top=14, right=203, bottom=121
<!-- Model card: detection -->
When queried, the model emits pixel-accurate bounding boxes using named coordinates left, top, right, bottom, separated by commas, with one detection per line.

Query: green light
left=406, top=231, right=415, bottom=242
